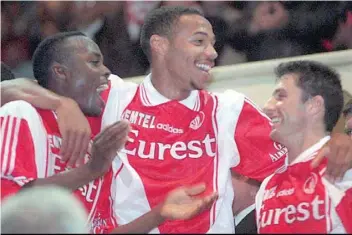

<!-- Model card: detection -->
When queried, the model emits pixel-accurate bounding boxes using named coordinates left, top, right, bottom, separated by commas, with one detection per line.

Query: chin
left=191, top=81, right=207, bottom=91
left=83, top=106, right=103, bottom=117
left=270, top=130, right=281, bottom=143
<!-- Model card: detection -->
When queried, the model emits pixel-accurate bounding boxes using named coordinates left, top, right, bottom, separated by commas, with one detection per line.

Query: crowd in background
left=2, top=1, right=352, bottom=79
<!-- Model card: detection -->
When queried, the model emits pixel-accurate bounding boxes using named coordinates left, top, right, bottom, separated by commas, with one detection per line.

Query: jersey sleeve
left=0, top=101, right=42, bottom=200
left=231, top=98, right=287, bottom=181
left=324, top=169, right=352, bottom=233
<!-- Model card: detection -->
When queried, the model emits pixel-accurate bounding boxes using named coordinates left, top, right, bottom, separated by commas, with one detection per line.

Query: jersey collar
left=140, top=74, right=200, bottom=111
left=291, top=135, right=330, bottom=165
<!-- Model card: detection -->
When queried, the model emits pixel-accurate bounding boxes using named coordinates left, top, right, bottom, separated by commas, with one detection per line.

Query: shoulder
left=211, top=89, right=269, bottom=121
left=211, top=89, right=246, bottom=105
left=0, top=100, right=39, bottom=119
left=0, top=101, right=45, bottom=139
left=108, top=74, right=138, bottom=90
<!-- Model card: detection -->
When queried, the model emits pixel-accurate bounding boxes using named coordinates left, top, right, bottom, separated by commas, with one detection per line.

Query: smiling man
left=257, top=61, right=352, bottom=233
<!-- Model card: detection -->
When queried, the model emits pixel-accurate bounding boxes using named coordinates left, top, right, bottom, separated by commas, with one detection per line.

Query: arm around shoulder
left=1, top=78, right=66, bottom=110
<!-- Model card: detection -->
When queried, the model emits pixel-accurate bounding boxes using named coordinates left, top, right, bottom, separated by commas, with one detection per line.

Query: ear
left=306, top=95, right=325, bottom=117
left=150, top=34, right=169, bottom=58
left=51, top=62, right=68, bottom=82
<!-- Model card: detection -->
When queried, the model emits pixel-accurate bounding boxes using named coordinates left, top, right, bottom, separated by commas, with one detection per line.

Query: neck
left=150, top=67, right=192, bottom=101
left=282, top=127, right=327, bottom=164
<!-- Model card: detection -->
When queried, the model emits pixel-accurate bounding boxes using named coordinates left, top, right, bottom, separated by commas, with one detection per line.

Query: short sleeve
left=232, top=98, right=287, bottom=181
left=1, top=112, right=37, bottom=199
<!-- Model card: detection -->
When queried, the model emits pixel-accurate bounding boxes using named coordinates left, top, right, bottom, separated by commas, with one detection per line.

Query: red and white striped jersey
left=0, top=100, right=116, bottom=234
left=255, top=136, right=352, bottom=234
left=101, top=74, right=287, bottom=233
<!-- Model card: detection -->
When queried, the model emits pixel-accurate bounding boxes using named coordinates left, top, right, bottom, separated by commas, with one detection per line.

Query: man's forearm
left=109, top=204, right=165, bottom=234
left=1, top=78, right=64, bottom=110
left=23, top=163, right=102, bottom=191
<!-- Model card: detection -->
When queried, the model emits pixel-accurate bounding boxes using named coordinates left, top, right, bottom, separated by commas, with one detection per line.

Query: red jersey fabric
left=101, top=74, right=287, bottom=233
left=256, top=136, right=352, bottom=233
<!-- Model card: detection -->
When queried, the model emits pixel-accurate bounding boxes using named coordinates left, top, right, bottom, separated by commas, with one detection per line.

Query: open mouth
left=271, top=117, right=281, bottom=124
left=195, top=63, right=212, bottom=73
left=96, top=83, right=109, bottom=94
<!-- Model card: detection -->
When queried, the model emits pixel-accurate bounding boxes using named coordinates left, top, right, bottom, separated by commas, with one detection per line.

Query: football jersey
left=0, top=100, right=116, bottom=234
left=256, top=136, right=352, bottom=233
left=100, top=74, right=287, bottom=233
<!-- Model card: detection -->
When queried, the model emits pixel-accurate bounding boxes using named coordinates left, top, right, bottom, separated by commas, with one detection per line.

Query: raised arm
left=1, top=78, right=91, bottom=164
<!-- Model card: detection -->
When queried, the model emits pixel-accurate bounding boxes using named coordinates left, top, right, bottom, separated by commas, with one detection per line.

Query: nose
left=263, top=97, right=277, bottom=117
left=205, top=44, right=218, bottom=61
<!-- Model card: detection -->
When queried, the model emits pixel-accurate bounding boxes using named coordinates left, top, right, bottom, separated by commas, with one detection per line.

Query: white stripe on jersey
left=2, top=116, right=15, bottom=175
left=325, top=188, right=332, bottom=232
left=140, top=83, right=151, bottom=106
left=8, top=116, right=21, bottom=176
left=210, top=94, right=219, bottom=226
left=2, top=115, right=12, bottom=175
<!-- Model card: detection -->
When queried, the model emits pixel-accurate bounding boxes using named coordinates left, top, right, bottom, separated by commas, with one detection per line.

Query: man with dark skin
left=0, top=31, right=218, bottom=234
left=2, top=6, right=352, bottom=233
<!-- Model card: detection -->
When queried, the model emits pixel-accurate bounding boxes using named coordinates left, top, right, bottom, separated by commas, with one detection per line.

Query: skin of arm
left=1, top=78, right=91, bottom=163
left=1, top=78, right=72, bottom=109
left=109, top=203, right=165, bottom=234
left=22, top=162, right=103, bottom=191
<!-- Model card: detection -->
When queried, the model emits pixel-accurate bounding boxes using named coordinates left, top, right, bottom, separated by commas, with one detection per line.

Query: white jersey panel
left=0, top=101, right=47, bottom=178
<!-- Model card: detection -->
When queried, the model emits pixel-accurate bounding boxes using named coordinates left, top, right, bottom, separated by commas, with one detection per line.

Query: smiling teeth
left=271, top=117, right=281, bottom=123
left=97, top=84, right=109, bottom=93
left=196, top=64, right=211, bottom=72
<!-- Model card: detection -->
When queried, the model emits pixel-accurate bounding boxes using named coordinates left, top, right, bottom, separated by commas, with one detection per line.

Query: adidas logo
left=189, top=111, right=205, bottom=130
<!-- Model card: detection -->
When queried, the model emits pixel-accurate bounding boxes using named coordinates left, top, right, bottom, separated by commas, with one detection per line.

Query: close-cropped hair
left=32, top=31, right=86, bottom=88
left=275, top=60, right=343, bottom=132
left=140, top=5, right=203, bottom=62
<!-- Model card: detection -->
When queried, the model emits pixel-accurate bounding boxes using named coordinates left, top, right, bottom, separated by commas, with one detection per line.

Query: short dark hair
left=343, top=99, right=352, bottom=117
left=1, top=62, right=15, bottom=81
left=275, top=60, right=343, bottom=132
left=140, top=6, right=203, bottom=63
left=32, top=31, right=86, bottom=88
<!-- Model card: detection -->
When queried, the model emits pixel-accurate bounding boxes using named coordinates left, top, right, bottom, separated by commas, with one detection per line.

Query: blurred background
left=2, top=1, right=352, bottom=79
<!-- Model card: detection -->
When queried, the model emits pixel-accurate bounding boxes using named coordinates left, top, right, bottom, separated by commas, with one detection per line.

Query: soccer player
left=256, top=61, right=352, bottom=233
left=0, top=31, right=218, bottom=234
left=2, top=6, right=352, bottom=233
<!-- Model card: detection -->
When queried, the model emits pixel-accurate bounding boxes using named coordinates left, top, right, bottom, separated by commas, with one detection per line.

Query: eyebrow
left=193, top=31, right=216, bottom=44
left=91, top=52, right=102, bottom=58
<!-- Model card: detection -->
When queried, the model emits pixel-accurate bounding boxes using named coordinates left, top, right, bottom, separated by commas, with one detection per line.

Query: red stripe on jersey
left=1, top=116, right=11, bottom=174
left=114, top=163, right=124, bottom=179
left=141, top=83, right=152, bottom=106
left=7, top=117, right=21, bottom=176
left=2, top=117, right=21, bottom=176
